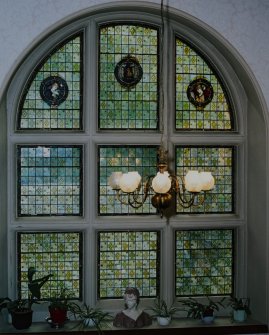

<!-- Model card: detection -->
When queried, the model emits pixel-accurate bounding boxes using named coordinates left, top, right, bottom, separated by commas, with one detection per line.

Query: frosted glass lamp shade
left=184, top=170, right=203, bottom=192
left=200, top=172, right=215, bottom=191
left=108, top=172, right=123, bottom=190
left=128, top=171, right=141, bottom=186
left=152, top=172, right=171, bottom=194
left=119, top=171, right=141, bottom=193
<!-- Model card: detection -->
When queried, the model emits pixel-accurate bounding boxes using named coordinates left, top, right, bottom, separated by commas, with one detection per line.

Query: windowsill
left=0, top=317, right=267, bottom=334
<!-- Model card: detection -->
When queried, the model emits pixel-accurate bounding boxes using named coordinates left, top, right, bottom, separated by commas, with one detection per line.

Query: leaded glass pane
left=176, top=146, right=234, bottom=213
left=18, top=232, right=82, bottom=299
left=99, top=24, right=159, bottom=129
left=175, top=38, right=233, bottom=130
left=98, top=231, right=160, bottom=298
left=99, top=145, right=158, bottom=215
left=17, top=145, right=82, bottom=216
left=18, top=34, right=82, bottom=130
left=175, top=229, right=233, bottom=296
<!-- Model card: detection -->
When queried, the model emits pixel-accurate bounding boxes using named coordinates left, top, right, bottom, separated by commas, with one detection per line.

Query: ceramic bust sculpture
left=113, top=287, right=152, bottom=328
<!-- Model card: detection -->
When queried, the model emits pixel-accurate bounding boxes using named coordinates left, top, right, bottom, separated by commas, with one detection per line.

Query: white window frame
left=5, top=6, right=247, bottom=320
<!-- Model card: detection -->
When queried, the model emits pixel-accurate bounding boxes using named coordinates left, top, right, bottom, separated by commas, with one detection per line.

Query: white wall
left=0, top=0, right=268, bottom=113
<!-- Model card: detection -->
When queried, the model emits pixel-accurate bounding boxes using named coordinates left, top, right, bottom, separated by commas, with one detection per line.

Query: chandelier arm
left=127, top=176, right=154, bottom=208
left=171, top=175, right=208, bottom=208
left=115, top=190, right=132, bottom=206
left=115, top=191, right=144, bottom=209
left=114, top=176, right=154, bottom=209
left=177, top=191, right=207, bottom=209
left=171, top=175, right=194, bottom=205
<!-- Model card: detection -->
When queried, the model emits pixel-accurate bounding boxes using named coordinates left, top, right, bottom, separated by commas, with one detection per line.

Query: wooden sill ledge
left=0, top=317, right=267, bottom=334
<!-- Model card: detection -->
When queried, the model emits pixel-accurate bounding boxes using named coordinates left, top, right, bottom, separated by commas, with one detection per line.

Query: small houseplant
left=47, top=288, right=72, bottom=328
left=229, top=297, right=251, bottom=322
left=179, top=296, right=226, bottom=324
left=69, top=302, right=112, bottom=333
left=0, top=267, right=52, bottom=329
left=150, top=297, right=178, bottom=326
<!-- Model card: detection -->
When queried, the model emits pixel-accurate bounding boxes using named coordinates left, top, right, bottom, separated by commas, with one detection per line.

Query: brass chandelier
left=108, top=146, right=214, bottom=217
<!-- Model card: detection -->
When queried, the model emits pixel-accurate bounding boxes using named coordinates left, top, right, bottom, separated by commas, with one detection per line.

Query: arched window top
left=175, top=36, right=234, bottom=131
left=15, top=15, right=235, bottom=133
left=17, top=32, right=83, bottom=130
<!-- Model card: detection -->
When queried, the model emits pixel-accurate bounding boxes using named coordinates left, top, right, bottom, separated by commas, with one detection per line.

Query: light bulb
left=152, top=171, right=171, bottom=194
left=119, top=172, right=141, bottom=193
left=200, top=172, right=215, bottom=191
left=184, top=170, right=203, bottom=192
left=108, top=172, right=123, bottom=190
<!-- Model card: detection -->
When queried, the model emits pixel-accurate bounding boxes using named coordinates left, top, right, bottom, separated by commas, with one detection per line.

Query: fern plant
left=150, top=298, right=178, bottom=318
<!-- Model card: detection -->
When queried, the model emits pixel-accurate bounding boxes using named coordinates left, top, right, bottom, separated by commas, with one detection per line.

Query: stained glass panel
left=17, top=145, right=82, bottom=216
left=175, top=229, right=233, bottom=296
left=18, top=34, right=82, bottom=130
left=99, top=145, right=158, bottom=215
left=98, top=231, right=160, bottom=298
left=99, top=24, right=159, bottom=129
left=175, top=38, right=233, bottom=130
left=176, top=146, right=234, bottom=213
left=18, top=232, right=82, bottom=299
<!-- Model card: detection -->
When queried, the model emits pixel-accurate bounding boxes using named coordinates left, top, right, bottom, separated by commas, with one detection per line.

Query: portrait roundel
left=187, top=78, right=214, bottom=109
left=114, top=55, right=143, bottom=88
left=40, top=76, right=69, bottom=107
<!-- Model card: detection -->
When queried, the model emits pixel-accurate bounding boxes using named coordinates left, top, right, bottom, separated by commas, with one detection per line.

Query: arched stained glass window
left=175, top=37, right=234, bottom=130
left=7, top=5, right=244, bottom=314
left=18, top=33, right=83, bottom=130
left=99, top=24, right=159, bottom=129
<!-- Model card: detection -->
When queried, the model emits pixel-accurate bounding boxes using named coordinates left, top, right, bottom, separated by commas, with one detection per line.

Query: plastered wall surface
left=0, top=0, right=268, bottom=112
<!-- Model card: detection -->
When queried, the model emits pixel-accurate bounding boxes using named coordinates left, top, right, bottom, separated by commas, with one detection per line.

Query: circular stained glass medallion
left=114, top=55, right=143, bottom=88
left=40, top=76, right=69, bottom=107
left=187, top=78, right=213, bottom=109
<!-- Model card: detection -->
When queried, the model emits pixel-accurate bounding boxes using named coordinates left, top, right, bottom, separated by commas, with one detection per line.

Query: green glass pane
left=175, top=38, right=233, bottom=130
left=99, top=145, right=158, bottom=215
left=99, top=24, right=158, bottom=130
left=176, top=146, right=234, bottom=213
left=175, top=229, right=233, bottom=296
left=18, top=232, right=82, bottom=299
left=18, top=34, right=82, bottom=130
left=98, top=231, right=160, bottom=298
left=18, top=145, right=82, bottom=216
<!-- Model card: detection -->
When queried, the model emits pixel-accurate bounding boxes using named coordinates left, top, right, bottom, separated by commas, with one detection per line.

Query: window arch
left=5, top=3, right=253, bottom=322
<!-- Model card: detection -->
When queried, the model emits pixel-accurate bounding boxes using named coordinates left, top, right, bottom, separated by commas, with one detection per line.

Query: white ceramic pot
left=233, top=309, right=246, bottom=322
left=83, top=318, right=95, bottom=327
left=202, top=315, right=214, bottom=324
left=157, top=316, right=171, bottom=326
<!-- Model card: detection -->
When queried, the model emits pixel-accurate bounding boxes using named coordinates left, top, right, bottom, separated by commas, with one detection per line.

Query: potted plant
left=69, top=302, right=112, bottom=333
left=230, top=297, right=251, bottom=322
left=47, top=288, right=71, bottom=328
left=150, top=297, right=178, bottom=326
left=0, top=267, right=52, bottom=329
left=179, top=296, right=226, bottom=324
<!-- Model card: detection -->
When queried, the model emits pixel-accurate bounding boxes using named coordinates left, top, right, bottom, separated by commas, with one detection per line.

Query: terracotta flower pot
left=48, top=307, right=67, bottom=327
